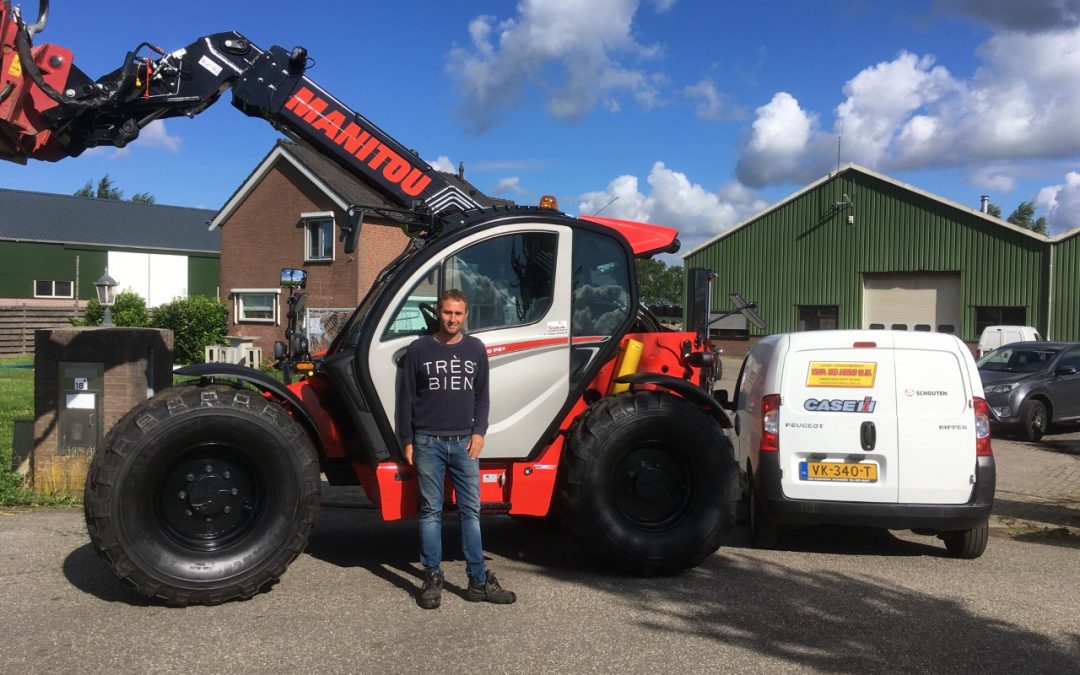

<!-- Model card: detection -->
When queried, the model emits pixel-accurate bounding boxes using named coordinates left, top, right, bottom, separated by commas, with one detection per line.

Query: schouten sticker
left=806, top=362, right=877, bottom=388
left=804, top=397, right=877, bottom=413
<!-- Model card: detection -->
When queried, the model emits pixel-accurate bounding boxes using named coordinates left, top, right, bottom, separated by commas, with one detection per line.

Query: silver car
left=977, top=341, right=1080, bottom=441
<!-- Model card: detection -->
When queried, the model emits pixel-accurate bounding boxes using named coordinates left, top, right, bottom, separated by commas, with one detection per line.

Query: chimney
left=458, top=161, right=465, bottom=180
left=980, top=195, right=989, bottom=213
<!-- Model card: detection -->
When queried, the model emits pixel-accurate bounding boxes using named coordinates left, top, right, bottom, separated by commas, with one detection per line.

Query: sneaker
left=417, top=570, right=443, bottom=609
left=466, top=571, right=516, bottom=604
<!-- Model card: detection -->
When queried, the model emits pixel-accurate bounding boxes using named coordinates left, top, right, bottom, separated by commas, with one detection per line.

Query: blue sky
left=3, top=0, right=1080, bottom=254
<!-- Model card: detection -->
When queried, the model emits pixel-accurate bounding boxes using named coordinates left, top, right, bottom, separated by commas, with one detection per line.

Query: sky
left=3, top=0, right=1080, bottom=258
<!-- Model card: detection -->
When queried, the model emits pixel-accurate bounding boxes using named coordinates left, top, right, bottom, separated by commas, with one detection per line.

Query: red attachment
left=0, top=4, right=73, bottom=162
left=973, top=397, right=993, bottom=457
left=853, top=341, right=877, bottom=348
left=760, top=394, right=780, bottom=452
left=579, top=215, right=679, bottom=257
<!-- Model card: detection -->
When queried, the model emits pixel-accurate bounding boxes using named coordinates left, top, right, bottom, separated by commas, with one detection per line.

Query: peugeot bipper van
left=726, top=330, right=995, bottom=557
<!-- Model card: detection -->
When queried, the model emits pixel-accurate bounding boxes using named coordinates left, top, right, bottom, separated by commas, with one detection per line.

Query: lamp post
left=94, top=269, right=118, bottom=327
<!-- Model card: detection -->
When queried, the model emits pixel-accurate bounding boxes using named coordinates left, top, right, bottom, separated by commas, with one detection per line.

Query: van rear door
left=779, top=333, right=898, bottom=503
left=893, top=336, right=975, bottom=504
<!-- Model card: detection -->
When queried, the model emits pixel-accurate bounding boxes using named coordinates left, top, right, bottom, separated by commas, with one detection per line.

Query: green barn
left=684, top=164, right=1078, bottom=348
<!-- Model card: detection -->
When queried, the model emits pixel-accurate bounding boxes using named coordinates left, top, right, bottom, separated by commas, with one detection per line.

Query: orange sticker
left=806, top=362, right=877, bottom=388
left=8, top=55, right=22, bottom=77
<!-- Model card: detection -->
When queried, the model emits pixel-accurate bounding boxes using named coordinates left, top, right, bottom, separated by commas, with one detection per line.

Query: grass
left=0, top=357, right=79, bottom=507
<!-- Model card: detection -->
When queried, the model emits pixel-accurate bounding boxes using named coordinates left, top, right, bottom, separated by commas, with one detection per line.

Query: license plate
left=799, top=461, right=878, bottom=482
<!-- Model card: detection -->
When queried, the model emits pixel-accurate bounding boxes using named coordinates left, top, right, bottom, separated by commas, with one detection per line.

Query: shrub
left=152, top=295, right=228, bottom=364
left=74, top=289, right=151, bottom=327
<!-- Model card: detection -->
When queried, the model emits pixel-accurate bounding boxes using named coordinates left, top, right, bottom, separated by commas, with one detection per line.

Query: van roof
left=777, top=330, right=964, bottom=350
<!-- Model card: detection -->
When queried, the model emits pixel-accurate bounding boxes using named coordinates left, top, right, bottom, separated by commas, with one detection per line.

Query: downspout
left=1046, top=242, right=1055, bottom=340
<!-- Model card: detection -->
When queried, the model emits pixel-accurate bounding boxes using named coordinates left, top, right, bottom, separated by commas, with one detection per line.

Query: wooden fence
left=0, top=302, right=85, bottom=357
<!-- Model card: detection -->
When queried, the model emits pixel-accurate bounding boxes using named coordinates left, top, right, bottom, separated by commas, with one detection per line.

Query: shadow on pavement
left=62, top=543, right=155, bottom=606
left=993, top=497, right=1080, bottom=530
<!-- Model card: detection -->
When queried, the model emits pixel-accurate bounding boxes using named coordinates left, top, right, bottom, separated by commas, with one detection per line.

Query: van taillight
left=761, top=394, right=780, bottom=452
left=973, top=397, right=993, bottom=457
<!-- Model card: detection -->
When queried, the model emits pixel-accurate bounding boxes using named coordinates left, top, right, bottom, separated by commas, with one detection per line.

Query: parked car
left=722, top=330, right=994, bottom=557
left=977, top=325, right=1041, bottom=357
left=977, top=341, right=1080, bottom=441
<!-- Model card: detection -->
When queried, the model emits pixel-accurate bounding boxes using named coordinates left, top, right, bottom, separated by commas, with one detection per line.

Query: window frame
left=302, top=211, right=336, bottom=263
left=974, top=306, right=1027, bottom=337
left=797, top=305, right=839, bottom=331
left=232, top=288, right=282, bottom=325
left=33, top=279, right=74, bottom=299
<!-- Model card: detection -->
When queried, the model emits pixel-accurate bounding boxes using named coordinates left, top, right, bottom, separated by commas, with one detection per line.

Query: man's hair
left=439, top=288, right=468, bottom=309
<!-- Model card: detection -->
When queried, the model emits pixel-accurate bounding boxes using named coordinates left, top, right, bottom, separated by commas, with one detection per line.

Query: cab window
left=383, top=267, right=439, bottom=340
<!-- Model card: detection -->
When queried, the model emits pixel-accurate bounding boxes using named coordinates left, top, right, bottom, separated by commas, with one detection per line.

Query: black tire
left=559, top=390, right=738, bottom=575
left=748, top=466, right=779, bottom=549
left=84, top=384, right=321, bottom=605
left=1019, top=399, right=1048, bottom=442
left=942, top=519, right=989, bottom=559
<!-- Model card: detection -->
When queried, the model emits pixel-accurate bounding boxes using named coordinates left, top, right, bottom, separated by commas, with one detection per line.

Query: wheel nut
left=231, top=488, right=239, bottom=496
left=186, top=473, right=195, bottom=481
left=185, top=509, right=192, bottom=517
left=223, top=471, right=231, bottom=479
left=224, top=506, right=232, bottom=514
left=205, top=465, right=213, bottom=473
left=178, top=491, right=187, bottom=500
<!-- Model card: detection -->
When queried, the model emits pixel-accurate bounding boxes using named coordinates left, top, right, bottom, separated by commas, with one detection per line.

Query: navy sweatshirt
left=395, top=334, right=490, bottom=446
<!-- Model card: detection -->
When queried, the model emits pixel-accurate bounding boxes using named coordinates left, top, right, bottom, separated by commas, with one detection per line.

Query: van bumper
left=756, top=455, right=996, bottom=531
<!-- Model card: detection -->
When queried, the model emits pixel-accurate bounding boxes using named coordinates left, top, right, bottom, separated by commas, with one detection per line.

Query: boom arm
left=0, top=0, right=479, bottom=215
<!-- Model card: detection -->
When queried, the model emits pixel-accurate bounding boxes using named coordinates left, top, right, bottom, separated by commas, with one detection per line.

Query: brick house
left=210, top=140, right=508, bottom=353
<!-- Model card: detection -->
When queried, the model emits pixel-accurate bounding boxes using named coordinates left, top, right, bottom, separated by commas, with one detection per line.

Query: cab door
left=369, top=224, right=573, bottom=459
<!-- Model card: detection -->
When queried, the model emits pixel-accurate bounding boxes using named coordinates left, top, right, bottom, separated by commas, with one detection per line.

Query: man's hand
left=467, top=434, right=485, bottom=459
left=404, top=443, right=414, bottom=466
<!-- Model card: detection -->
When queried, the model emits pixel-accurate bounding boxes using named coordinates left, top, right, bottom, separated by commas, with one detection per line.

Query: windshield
left=977, top=346, right=1059, bottom=373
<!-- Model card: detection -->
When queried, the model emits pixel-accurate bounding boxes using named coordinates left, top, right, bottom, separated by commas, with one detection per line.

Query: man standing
left=396, top=289, right=516, bottom=609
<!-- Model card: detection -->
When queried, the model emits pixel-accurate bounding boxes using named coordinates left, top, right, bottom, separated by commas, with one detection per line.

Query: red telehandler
left=2, top=1, right=752, bottom=605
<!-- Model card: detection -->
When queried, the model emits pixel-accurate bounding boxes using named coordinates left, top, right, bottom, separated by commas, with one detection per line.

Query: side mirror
left=713, top=388, right=734, bottom=411
left=280, top=267, right=307, bottom=289
left=1055, top=366, right=1077, bottom=376
left=341, top=206, right=364, bottom=254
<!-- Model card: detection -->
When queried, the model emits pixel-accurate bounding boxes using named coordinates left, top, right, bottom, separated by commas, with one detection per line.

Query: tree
left=73, top=175, right=155, bottom=203
left=1007, top=201, right=1048, bottom=235
left=73, top=289, right=151, bottom=327
left=636, top=258, right=683, bottom=306
left=986, top=203, right=1002, bottom=218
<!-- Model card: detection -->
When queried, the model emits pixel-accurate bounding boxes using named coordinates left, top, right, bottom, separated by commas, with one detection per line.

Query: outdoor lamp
left=94, top=269, right=118, bottom=327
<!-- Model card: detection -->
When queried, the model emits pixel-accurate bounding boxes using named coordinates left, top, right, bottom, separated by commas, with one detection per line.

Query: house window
left=34, top=280, right=74, bottom=298
left=798, top=305, right=839, bottom=331
left=975, top=307, right=1026, bottom=336
left=303, top=212, right=335, bottom=262
left=232, top=289, right=281, bottom=324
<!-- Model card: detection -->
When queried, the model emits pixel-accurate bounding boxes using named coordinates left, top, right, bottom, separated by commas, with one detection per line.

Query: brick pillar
left=32, top=327, right=173, bottom=496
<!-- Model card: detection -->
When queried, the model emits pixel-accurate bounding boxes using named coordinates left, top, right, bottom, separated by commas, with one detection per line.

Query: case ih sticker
left=803, top=397, right=877, bottom=413
left=806, top=362, right=877, bottom=388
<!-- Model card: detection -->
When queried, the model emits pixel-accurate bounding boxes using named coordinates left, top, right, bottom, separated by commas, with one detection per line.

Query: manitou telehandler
left=2, top=1, right=752, bottom=605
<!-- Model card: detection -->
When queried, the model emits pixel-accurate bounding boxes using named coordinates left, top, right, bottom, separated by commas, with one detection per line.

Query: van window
left=975, top=307, right=1026, bottom=336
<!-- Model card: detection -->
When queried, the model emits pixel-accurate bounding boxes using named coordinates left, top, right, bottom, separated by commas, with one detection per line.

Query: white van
left=977, top=325, right=1040, bottom=357
left=725, top=329, right=995, bottom=557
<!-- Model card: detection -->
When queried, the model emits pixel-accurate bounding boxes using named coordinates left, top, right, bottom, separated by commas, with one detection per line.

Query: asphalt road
left=1, top=494, right=1077, bottom=674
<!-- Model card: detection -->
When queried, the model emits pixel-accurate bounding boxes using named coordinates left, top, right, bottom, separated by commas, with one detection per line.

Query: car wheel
left=1019, top=399, right=1048, bottom=442
left=942, top=519, right=989, bottom=559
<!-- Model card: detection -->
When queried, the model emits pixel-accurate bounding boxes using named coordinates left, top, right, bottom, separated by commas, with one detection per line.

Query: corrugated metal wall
left=684, top=169, right=1048, bottom=340
left=1049, top=233, right=1080, bottom=340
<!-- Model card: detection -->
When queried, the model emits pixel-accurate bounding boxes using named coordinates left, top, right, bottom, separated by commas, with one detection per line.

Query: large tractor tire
left=84, top=384, right=321, bottom=605
left=559, top=390, right=738, bottom=575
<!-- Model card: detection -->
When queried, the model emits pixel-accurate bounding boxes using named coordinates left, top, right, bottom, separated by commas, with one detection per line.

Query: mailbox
left=58, top=361, right=103, bottom=456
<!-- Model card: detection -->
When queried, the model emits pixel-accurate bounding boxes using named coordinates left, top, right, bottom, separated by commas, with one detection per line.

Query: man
left=396, top=289, right=516, bottom=609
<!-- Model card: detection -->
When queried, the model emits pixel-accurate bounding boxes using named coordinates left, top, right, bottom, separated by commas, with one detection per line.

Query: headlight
left=984, top=383, right=1016, bottom=394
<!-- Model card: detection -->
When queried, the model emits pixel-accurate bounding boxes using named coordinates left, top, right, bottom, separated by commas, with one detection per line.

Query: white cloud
left=1035, top=171, right=1080, bottom=233
left=134, top=120, right=181, bottom=152
left=579, top=161, right=767, bottom=251
left=447, top=0, right=667, bottom=132
left=967, top=165, right=1017, bottom=193
left=733, top=26, right=1080, bottom=189
left=494, top=176, right=528, bottom=196
left=683, top=79, right=745, bottom=121
left=428, top=155, right=455, bottom=173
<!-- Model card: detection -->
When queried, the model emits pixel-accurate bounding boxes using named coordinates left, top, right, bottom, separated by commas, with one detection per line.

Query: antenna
left=593, top=195, right=619, bottom=216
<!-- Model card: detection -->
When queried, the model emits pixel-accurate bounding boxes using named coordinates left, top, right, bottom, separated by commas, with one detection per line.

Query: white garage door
left=107, top=251, right=189, bottom=307
left=862, top=272, right=961, bottom=332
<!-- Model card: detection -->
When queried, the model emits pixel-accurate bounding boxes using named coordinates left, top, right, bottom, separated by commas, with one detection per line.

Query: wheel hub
left=613, top=445, right=691, bottom=529
left=159, top=452, right=258, bottom=548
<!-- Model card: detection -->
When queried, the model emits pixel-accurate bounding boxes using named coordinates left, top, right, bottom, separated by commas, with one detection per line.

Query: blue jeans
left=413, top=434, right=487, bottom=583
